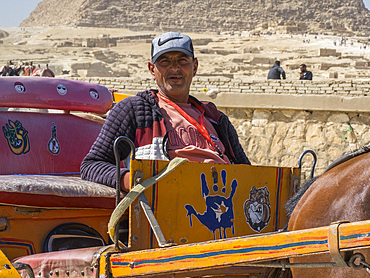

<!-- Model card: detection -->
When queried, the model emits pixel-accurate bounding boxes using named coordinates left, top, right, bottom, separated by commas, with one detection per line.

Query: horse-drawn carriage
left=0, top=77, right=369, bottom=278
left=0, top=61, right=55, bottom=77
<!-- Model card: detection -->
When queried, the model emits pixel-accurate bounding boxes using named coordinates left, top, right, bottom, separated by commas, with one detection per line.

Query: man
left=299, top=64, right=313, bottom=80
left=0, top=61, right=11, bottom=76
left=81, top=32, right=250, bottom=192
left=267, top=61, right=286, bottom=80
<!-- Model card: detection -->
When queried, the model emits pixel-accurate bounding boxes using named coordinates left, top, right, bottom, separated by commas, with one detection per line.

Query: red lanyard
left=157, top=93, right=223, bottom=157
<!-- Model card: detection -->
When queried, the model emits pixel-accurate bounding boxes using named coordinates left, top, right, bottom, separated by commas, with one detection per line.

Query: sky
left=0, top=0, right=369, bottom=28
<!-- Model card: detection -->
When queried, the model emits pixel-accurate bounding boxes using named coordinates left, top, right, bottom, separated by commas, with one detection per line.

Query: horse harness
left=324, top=144, right=370, bottom=174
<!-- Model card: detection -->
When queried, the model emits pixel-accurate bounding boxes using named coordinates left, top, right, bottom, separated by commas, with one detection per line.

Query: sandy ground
left=0, top=26, right=369, bottom=80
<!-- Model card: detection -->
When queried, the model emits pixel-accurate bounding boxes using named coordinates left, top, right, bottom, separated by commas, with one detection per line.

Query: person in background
left=267, top=61, right=286, bottom=80
left=81, top=32, right=251, bottom=192
left=299, top=64, right=313, bottom=80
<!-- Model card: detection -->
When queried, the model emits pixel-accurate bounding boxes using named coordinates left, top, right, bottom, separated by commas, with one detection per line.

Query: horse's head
left=31, top=68, right=55, bottom=78
left=42, top=69, right=55, bottom=77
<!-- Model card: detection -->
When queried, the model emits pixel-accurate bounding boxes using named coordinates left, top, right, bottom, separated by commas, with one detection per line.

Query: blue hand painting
left=185, top=169, right=238, bottom=239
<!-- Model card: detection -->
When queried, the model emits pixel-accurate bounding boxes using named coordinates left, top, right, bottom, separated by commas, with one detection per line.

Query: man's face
left=148, top=51, right=198, bottom=103
left=299, top=65, right=306, bottom=72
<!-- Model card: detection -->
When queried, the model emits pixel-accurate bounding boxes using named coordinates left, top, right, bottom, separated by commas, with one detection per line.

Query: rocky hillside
left=20, top=0, right=370, bottom=34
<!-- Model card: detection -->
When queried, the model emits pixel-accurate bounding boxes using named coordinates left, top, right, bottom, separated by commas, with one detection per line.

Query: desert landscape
left=0, top=26, right=369, bottom=82
left=1, top=0, right=370, bottom=81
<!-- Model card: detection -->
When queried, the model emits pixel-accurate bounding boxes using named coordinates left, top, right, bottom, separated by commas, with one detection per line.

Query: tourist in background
left=299, top=64, right=313, bottom=80
left=267, top=61, right=286, bottom=80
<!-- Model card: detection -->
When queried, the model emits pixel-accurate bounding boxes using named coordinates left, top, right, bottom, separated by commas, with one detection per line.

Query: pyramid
left=20, top=0, right=370, bottom=35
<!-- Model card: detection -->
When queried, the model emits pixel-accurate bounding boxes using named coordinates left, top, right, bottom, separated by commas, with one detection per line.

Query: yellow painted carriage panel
left=113, top=92, right=132, bottom=103
left=0, top=250, right=21, bottom=278
left=108, top=220, right=370, bottom=277
left=129, top=160, right=299, bottom=250
left=0, top=206, right=112, bottom=261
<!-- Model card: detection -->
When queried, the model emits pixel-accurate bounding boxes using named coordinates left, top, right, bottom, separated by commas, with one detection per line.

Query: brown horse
left=24, top=63, right=55, bottom=77
left=271, top=146, right=370, bottom=277
left=23, top=67, right=33, bottom=76
left=31, top=66, right=55, bottom=77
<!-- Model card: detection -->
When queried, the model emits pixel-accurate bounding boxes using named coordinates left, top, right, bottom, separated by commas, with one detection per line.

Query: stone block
left=283, top=138, right=302, bottom=154
left=219, top=85, right=229, bottom=89
left=255, top=148, right=269, bottom=165
left=236, top=121, right=252, bottom=137
left=71, top=62, right=91, bottom=71
left=318, top=48, right=337, bottom=57
left=325, top=124, right=345, bottom=144
left=270, top=136, right=283, bottom=157
left=281, top=110, right=295, bottom=118
left=307, top=87, right=320, bottom=91
left=350, top=124, right=368, bottom=137
left=274, top=122, right=289, bottom=137
left=271, top=84, right=283, bottom=88
left=280, top=154, right=299, bottom=168
left=264, top=89, right=276, bottom=93
left=77, top=69, right=87, bottom=77
left=250, top=57, right=272, bottom=65
left=361, top=130, right=370, bottom=144
left=246, top=137, right=259, bottom=154
left=251, top=86, right=262, bottom=90
left=241, top=89, right=253, bottom=93
left=328, top=72, right=338, bottom=78
left=254, top=110, right=271, bottom=119
left=339, top=83, right=353, bottom=88
left=265, top=122, right=276, bottom=135
left=327, top=113, right=350, bottom=123
left=250, top=126, right=265, bottom=136
left=286, top=123, right=305, bottom=139
left=306, top=124, right=325, bottom=147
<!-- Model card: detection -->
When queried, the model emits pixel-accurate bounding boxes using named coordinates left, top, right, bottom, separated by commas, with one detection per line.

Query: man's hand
left=120, top=171, right=131, bottom=192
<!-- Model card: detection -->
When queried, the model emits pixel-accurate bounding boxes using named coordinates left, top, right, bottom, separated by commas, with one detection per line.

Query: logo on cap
left=158, top=36, right=183, bottom=46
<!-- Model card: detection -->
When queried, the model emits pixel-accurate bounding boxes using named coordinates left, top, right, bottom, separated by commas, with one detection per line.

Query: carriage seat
left=0, top=175, right=122, bottom=209
left=12, top=245, right=114, bottom=277
left=0, top=77, right=113, bottom=176
left=0, top=77, right=118, bottom=208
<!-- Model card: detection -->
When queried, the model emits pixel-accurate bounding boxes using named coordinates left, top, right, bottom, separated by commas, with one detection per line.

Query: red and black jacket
left=81, top=90, right=250, bottom=188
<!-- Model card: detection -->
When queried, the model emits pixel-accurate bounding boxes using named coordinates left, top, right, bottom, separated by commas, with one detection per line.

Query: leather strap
left=328, top=221, right=350, bottom=267
left=108, top=157, right=188, bottom=246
